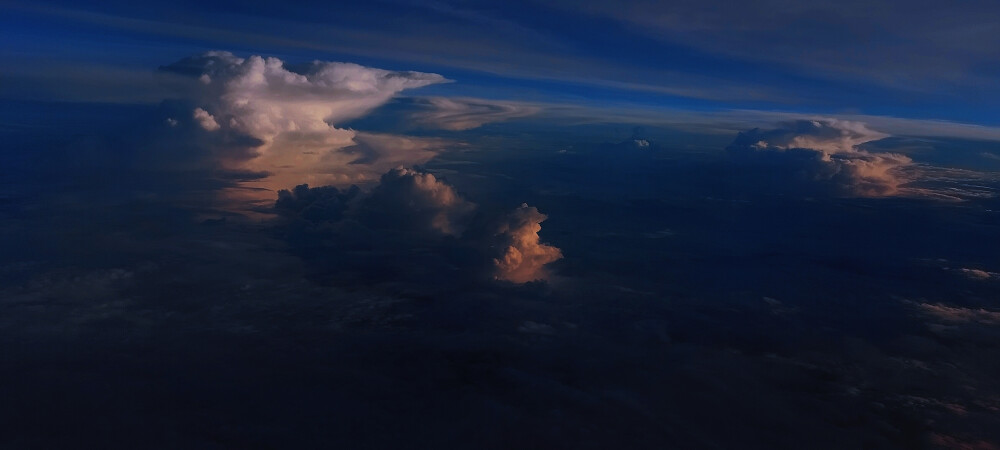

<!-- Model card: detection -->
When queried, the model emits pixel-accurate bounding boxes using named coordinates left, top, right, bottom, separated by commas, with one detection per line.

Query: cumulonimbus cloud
left=157, top=53, right=564, bottom=283
left=159, top=52, right=449, bottom=191
left=492, top=203, right=563, bottom=283
left=730, top=119, right=888, bottom=154
left=727, top=119, right=914, bottom=197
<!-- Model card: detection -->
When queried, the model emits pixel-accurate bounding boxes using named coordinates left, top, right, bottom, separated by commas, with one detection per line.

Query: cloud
left=192, top=107, right=220, bottom=131
left=275, top=183, right=360, bottom=223
left=825, top=151, right=914, bottom=197
left=511, top=100, right=1000, bottom=144
left=161, top=52, right=447, bottom=130
left=915, top=303, right=1000, bottom=325
left=359, top=167, right=476, bottom=236
left=252, top=131, right=451, bottom=197
left=727, top=119, right=914, bottom=196
left=158, top=52, right=449, bottom=192
left=493, top=204, right=563, bottom=283
left=730, top=119, right=888, bottom=154
left=958, top=268, right=999, bottom=281
left=407, top=97, right=539, bottom=131
left=271, top=170, right=482, bottom=293
left=517, top=320, right=556, bottom=335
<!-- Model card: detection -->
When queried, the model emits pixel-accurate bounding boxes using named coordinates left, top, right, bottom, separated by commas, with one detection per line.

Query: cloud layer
left=727, top=119, right=914, bottom=196
left=407, top=97, right=539, bottom=131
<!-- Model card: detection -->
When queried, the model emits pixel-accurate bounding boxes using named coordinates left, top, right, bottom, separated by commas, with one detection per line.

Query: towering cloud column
left=159, top=51, right=449, bottom=189
left=493, top=204, right=563, bottom=283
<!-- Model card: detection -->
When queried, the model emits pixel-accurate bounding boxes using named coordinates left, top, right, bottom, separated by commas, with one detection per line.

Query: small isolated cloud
left=192, top=107, right=220, bottom=131
left=958, top=268, right=999, bottom=281
left=493, top=203, right=563, bottom=283
left=727, top=119, right=913, bottom=196
left=360, top=167, right=476, bottom=236
left=408, top=97, right=539, bottom=131
left=518, top=320, right=556, bottom=335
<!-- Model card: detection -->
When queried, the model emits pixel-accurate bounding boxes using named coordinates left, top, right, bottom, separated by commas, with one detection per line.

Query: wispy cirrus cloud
left=407, top=97, right=540, bottom=131
left=544, top=0, right=1000, bottom=89
left=0, top=1, right=842, bottom=106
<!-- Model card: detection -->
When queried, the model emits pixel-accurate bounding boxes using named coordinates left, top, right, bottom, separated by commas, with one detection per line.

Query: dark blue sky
left=4, top=0, right=1000, bottom=126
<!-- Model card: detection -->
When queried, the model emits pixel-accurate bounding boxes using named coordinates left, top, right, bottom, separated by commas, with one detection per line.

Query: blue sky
left=4, top=0, right=1000, bottom=126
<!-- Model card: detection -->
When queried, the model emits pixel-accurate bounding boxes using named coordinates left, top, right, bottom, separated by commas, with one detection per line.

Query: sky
left=2, top=1, right=1000, bottom=448
left=5, top=0, right=1000, bottom=122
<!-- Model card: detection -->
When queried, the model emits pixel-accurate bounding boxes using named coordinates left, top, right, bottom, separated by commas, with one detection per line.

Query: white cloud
left=192, top=107, right=220, bottom=131
left=728, top=119, right=914, bottom=197
left=741, top=119, right=888, bottom=154
left=160, top=51, right=448, bottom=193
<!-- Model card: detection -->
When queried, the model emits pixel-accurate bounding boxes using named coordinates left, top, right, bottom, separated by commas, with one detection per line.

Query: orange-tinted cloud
left=493, top=204, right=563, bottom=283
left=728, top=119, right=914, bottom=197
left=914, top=302, right=1000, bottom=325
left=159, top=52, right=448, bottom=194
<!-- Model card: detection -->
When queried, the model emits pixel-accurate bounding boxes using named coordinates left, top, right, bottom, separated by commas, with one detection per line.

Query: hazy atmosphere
left=2, top=1, right=999, bottom=448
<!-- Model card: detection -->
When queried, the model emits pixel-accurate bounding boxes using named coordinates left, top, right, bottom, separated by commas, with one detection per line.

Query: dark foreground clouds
left=273, top=167, right=561, bottom=289
left=4, top=121, right=1000, bottom=448
left=3, top=52, right=1000, bottom=448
